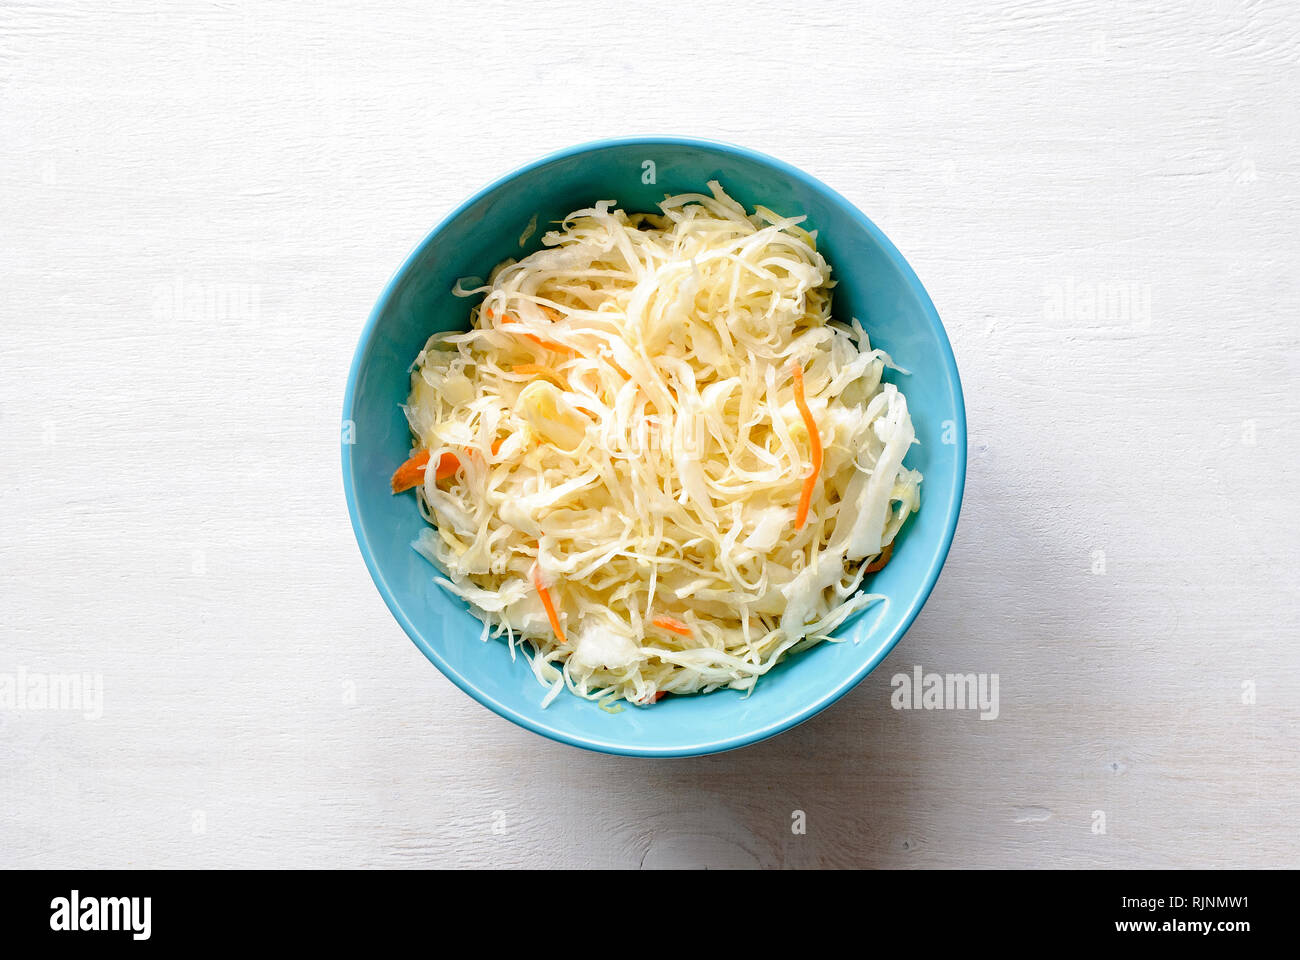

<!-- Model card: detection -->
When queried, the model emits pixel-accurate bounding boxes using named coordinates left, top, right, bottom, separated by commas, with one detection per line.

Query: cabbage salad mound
left=390, top=183, right=921, bottom=708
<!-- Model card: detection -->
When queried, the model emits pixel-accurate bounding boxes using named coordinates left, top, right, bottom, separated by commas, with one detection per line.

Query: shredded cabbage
left=402, top=182, right=921, bottom=707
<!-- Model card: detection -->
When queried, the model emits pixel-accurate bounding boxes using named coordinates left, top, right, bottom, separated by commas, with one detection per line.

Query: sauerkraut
left=396, top=182, right=921, bottom=707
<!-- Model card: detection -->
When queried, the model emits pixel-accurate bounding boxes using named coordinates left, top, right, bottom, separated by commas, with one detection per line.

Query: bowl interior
left=343, top=139, right=965, bottom=756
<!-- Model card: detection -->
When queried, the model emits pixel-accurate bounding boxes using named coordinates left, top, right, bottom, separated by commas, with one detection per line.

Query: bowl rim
left=342, top=135, right=967, bottom=758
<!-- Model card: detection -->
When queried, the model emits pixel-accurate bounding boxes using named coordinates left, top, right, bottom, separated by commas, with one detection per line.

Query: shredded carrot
left=487, top=305, right=582, bottom=355
left=434, top=452, right=460, bottom=480
left=790, top=362, right=823, bottom=530
left=491, top=310, right=576, bottom=355
left=491, top=437, right=504, bottom=456
left=604, top=352, right=632, bottom=380
left=390, top=451, right=430, bottom=493
left=390, top=450, right=459, bottom=494
left=508, top=321, right=575, bottom=355
left=653, top=691, right=668, bottom=702
left=530, top=563, right=567, bottom=644
left=865, top=541, right=893, bottom=573
left=651, top=615, right=693, bottom=637
left=511, top=363, right=566, bottom=387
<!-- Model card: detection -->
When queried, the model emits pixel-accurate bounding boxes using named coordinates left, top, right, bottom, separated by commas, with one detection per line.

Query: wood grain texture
left=2, top=0, right=1297, bottom=869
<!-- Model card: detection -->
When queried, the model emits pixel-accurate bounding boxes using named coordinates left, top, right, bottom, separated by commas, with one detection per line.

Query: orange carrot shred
left=390, top=451, right=431, bottom=493
left=391, top=450, right=459, bottom=493
left=651, top=615, right=693, bottom=637
left=511, top=363, right=566, bottom=387
left=530, top=563, right=567, bottom=644
left=499, top=314, right=577, bottom=355
left=509, top=322, right=574, bottom=354
left=486, top=304, right=580, bottom=355
left=434, top=451, right=460, bottom=480
left=604, top=353, right=632, bottom=380
left=491, top=437, right=504, bottom=456
left=790, top=362, right=823, bottom=530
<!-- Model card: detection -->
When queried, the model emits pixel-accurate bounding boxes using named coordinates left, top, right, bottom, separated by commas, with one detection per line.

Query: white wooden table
left=3, top=0, right=1297, bottom=869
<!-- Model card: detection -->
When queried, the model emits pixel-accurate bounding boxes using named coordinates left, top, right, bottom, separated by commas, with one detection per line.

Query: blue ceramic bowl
left=343, top=137, right=966, bottom=757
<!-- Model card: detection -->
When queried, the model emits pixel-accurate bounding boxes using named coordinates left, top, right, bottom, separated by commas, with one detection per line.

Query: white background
left=3, top=1, right=1297, bottom=869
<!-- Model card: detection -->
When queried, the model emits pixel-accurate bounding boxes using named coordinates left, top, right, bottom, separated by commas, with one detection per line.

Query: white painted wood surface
left=2, top=0, right=1297, bottom=869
